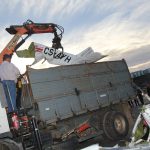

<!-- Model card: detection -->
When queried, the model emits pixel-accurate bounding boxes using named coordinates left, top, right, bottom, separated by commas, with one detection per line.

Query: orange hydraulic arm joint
left=0, top=19, right=64, bottom=64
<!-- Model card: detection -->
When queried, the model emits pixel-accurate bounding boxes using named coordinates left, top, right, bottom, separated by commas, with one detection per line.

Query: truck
left=17, top=59, right=136, bottom=149
left=0, top=20, right=136, bottom=149
left=0, top=59, right=135, bottom=149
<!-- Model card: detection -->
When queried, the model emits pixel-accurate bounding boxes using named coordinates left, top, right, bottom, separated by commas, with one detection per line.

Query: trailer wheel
left=0, top=143, right=9, bottom=150
left=101, top=111, right=129, bottom=141
left=0, top=139, right=22, bottom=150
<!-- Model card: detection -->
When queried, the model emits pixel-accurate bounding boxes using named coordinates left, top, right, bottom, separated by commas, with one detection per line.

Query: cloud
left=0, top=0, right=49, bottom=22
left=129, top=61, right=150, bottom=72
left=18, top=0, right=50, bottom=17
left=12, top=54, right=33, bottom=73
left=122, top=45, right=150, bottom=71
left=101, top=44, right=150, bottom=72
left=59, top=1, right=150, bottom=72
left=129, top=0, right=150, bottom=22
left=0, top=0, right=91, bottom=22
left=0, top=29, right=13, bottom=50
left=0, top=0, right=150, bottom=72
left=33, top=0, right=92, bottom=21
left=0, top=0, right=19, bottom=14
left=63, top=13, right=150, bottom=53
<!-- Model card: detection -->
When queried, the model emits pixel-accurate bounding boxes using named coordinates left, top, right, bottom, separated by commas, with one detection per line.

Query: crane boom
left=0, top=20, right=64, bottom=64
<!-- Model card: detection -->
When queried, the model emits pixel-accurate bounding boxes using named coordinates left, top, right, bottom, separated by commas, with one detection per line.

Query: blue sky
left=0, top=0, right=150, bottom=73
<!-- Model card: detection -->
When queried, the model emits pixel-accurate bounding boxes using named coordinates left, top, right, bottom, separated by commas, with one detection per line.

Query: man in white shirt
left=0, top=54, right=20, bottom=113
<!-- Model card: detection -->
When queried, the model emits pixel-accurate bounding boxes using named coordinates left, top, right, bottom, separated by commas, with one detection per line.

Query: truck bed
left=24, top=60, right=135, bottom=123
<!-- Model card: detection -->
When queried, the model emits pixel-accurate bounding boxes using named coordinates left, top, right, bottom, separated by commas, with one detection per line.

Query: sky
left=0, top=0, right=150, bottom=73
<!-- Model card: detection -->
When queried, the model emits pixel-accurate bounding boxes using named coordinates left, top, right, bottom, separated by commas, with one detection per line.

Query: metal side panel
left=38, top=95, right=88, bottom=122
left=28, top=67, right=62, bottom=83
left=66, top=77, right=92, bottom=91
left=25, top=60, right=135, bottom=123
left=31, top=80, right=67, bottom=100
left=80, top=91, right=99, bottom=111
left=28, top=61, right=132, bottom=101
left=116, top=84, right=132, bottom=101
left=28, top=64, right=89, bottom=84
left=106, top=60, right=128, bottom=72
left=38, top=100, right=58, bottom=122
left=68, top=95, right=87, bottom=115
left=21, top=84, right=33, bottom=108
left=31, top=76, right=93, bottom=101
left=86, top=60, right=127, bottom=75
left=90, top=74, right=112, bottom=89
left=86, top=62, right=110, bottom=74
left=113, top=71, right=131, bottom=83
left=97, top=90, right=109, bottom=107
left=125, top=83, right=135, bottom=98
left=60, top=65, right=89, bottom=78
left=108, top=88, right=120, bottom=104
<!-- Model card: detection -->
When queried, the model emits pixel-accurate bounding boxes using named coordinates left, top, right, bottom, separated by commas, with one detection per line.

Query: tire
left=100, top=111, right=129, bottom=141
left=0, top=143, right=9, bottom=150
left=52, top=137, right=78, bottom=150
left=0, top=139, right=22, bottom=150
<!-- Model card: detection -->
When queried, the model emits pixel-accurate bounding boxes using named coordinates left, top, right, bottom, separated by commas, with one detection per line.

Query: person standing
left=0, top=54, right=20, bottom=113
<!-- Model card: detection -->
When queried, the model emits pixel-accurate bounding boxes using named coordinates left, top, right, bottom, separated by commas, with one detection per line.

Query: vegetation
left=16, top=42, right=35, bottom=58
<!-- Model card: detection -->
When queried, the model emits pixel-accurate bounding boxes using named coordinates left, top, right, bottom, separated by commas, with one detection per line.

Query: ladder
left=19, top=115, right=42, bottom=150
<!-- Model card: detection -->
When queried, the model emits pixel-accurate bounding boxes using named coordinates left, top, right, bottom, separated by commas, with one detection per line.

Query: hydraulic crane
left=0, top=19, right=64, bottom=64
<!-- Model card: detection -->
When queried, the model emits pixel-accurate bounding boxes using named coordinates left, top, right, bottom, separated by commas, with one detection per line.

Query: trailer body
left=0, top=60, right=136, bottom=149
left=20, top=60, right=136, bottom=145
left=25, top=60, right=134, bottom=122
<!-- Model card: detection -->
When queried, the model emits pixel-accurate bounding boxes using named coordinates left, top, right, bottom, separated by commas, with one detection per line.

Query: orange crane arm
left=0, top=20, right=64, bottom=64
